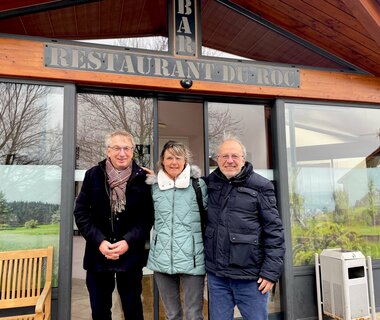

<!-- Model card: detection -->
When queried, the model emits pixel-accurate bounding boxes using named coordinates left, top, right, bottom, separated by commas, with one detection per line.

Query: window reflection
left=207, top=102, right=280, bottom=316
left=285, top=103, right=380, bottom=265
left=0, top=82, right=63, bottom=287
left=73, top=93, right=154, bottom=319
left=76, top=94, right=153, bottom=169
left=207, top=102, right=273, bottom=178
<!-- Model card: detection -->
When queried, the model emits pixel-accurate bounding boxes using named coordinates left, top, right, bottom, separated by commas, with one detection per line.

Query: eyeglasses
left=108, top=146, right=134, bottom=153
left=217, top=154, right=243, bottom=161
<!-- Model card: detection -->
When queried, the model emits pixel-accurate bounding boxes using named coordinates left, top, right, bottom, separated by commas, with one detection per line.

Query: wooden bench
left=0, top=246, right=54, bottom=320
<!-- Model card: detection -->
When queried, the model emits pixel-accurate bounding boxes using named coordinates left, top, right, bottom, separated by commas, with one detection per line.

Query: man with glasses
left=204, top=136, right=285, bottom=320
left=74, top=130, right=154, bottom=320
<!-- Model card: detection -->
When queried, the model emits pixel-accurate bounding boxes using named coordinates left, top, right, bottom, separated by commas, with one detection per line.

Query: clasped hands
left=99, top=240, right=129, bottom=260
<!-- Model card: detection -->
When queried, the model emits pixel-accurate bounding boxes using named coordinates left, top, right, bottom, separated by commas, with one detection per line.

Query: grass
left=0, top=224, right=60, bottom=286
left=345, top=224, right=380, bottom=236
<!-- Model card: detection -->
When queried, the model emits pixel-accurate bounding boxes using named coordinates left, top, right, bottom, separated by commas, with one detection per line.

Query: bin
left=319, top=248, right=370, bottom=320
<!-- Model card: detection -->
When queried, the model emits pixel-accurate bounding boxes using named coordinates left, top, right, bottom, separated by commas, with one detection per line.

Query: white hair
left=216, top=133, right=247, bottom=158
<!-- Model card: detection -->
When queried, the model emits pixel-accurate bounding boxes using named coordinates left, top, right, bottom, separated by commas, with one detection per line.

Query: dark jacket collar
left=98, top=158, right=144, bottom=180
left=214, top=161, right=253, bottom=184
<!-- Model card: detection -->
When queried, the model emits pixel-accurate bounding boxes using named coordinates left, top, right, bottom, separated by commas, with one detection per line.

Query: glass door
left=154, top=99, right=206, bottom=319
left=72, top=92, right=154, bottom=319
left=206, top=101, right=281, bottom=318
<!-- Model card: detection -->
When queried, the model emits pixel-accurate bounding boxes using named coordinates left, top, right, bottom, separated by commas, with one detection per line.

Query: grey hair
left=216, top=134, right=247, bottom=158
left=158, top=140, right=192, bottom=170
left=105, top=130, right=135, bottom=150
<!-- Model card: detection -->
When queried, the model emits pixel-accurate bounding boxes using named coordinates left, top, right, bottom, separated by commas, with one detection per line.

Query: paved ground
left=72, top=236, right=378, bottom=320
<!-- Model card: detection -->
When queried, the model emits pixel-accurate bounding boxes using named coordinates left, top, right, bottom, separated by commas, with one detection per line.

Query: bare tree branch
left=0, top=83, right=61, bottom=165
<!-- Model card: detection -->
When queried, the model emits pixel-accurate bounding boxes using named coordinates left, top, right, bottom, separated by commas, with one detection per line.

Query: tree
left=0, top=83, right=62, bottom=165
left=367, top=178, right=377, bottom=226
left=77, top=95, right=154, bottom=168
left=333, top=188, right=350, bottom=224
left=207, top=105, right=242, bottom=156
left=7, top=201, right=59, bottom=225
left=0, top=191, right=11, bottom=225
left=116, top=37, right=168, bottom=52
left=288, top=167, right=306, bottom=227
left=293, top=219, right=366, bottom=265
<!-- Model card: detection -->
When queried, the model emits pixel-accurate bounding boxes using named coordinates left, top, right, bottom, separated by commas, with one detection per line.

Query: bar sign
left=174, top=0, right=197, bottom=57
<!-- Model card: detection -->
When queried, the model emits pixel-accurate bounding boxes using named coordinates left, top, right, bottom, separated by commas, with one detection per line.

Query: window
left=207, top=102, right=273, bottom=178
left=0, top=82, right=64, bottom=287
left=73, top=92, right=154, bottom=318
left=207, top=102, right=281, bottom=316
left=285, top=103, right=380, bottom=266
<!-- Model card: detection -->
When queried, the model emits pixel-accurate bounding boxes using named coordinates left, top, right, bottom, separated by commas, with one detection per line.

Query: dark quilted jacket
left=204, top=162, right=285, bottom=282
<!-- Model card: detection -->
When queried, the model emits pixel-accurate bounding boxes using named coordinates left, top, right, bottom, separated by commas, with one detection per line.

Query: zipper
left=193, top=235, right=196, bottom=268
left=171, top=187, right=175, bottom=274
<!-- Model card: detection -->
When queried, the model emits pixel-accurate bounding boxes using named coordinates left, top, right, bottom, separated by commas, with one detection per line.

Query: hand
left=142, top=167, right=154, bottom=175
left=99, top=240, right=129, bottom=260
left=257, top=277, right=274, bottom=294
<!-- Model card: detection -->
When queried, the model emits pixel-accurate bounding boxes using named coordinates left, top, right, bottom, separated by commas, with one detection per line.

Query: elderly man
left=74, top=130, right=154, bottom=320
left=204, top=137, right=285, bottom=320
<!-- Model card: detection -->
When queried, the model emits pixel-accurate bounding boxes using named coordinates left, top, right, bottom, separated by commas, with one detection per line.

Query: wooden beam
left=345, top=0, right=380, bottom=47
left=0, top=37, right=380, bottom=104
left=0, top=0, right=99, bottom=19
left=0, top=1, right=59, bottom=12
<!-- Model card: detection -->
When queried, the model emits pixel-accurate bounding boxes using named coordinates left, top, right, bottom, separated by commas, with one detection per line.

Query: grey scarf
left=106, top=158, right=132, bottom=213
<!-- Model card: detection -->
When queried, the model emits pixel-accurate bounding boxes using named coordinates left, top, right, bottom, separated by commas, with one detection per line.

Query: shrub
left=24, top=219, right=38, bottom=228
left=51, top=213, right=60, bottom=224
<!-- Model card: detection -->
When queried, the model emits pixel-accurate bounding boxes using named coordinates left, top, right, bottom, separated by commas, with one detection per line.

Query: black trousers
left=86, top=268, right=144, bottom=320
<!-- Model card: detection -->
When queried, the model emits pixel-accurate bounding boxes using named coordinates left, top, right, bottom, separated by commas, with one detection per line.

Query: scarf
left=106, top=158, right=132, bottom=214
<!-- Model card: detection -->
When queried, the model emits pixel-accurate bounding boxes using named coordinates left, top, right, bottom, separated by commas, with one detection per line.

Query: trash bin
left=317, top=248, right=373, bottom=320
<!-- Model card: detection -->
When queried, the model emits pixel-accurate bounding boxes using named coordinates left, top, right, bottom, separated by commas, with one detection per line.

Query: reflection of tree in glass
left=292, top=220, right=366, bottom=265
left=207, top=105, right=242, bottom=156
left=367, top=178, right=377, bottom=226
left=0, top=190, right=12, bottom=226
left=77, top=94, right=153, bottom=168
left=333, top=188, right=349, bottom=224
left=0, top=83, right=62, bottom=165
left=288, top=167, right=306, bottom=227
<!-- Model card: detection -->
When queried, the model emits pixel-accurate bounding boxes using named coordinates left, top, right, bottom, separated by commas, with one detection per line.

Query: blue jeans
left=207, top=272, right=269, bottom=320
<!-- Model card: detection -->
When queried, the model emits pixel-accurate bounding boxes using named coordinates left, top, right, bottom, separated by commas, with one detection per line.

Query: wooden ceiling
left=1, top=0, right=380, bottom=76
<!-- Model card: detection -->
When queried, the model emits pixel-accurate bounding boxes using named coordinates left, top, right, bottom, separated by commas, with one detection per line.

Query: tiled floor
left=74, top=236, right=380, bottom=320
left=71, top=273, right=207, bottom=320
left=72, top=234, right=212, bottom=319
left=71, top=236, right=168, bottom=320
left=71, top=277, right=151, bottom=320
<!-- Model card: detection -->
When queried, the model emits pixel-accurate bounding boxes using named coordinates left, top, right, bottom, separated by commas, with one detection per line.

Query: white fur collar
left=157, top=164, right=191, bottom=190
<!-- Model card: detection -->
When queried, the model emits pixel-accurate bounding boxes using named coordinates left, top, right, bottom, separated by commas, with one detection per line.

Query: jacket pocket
left=229, top=232, right=261, bottom=267
left=151, top=230, right=159, bottom=258
left=235, top=187, right=259, bottom=213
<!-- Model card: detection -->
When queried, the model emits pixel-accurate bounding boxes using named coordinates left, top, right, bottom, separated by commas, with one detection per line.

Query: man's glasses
left=108, top=146, right=134, bottom=153
left=217, top=154, right=243, bottom=161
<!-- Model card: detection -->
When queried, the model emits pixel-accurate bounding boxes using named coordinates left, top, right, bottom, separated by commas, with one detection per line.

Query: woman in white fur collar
left=145, top=141, right=207, bottom=320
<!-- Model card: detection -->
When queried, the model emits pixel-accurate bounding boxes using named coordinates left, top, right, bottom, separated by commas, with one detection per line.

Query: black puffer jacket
left=74, top=159, right=154, bottom=272
left=204, top=162, right=285, bottom=282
